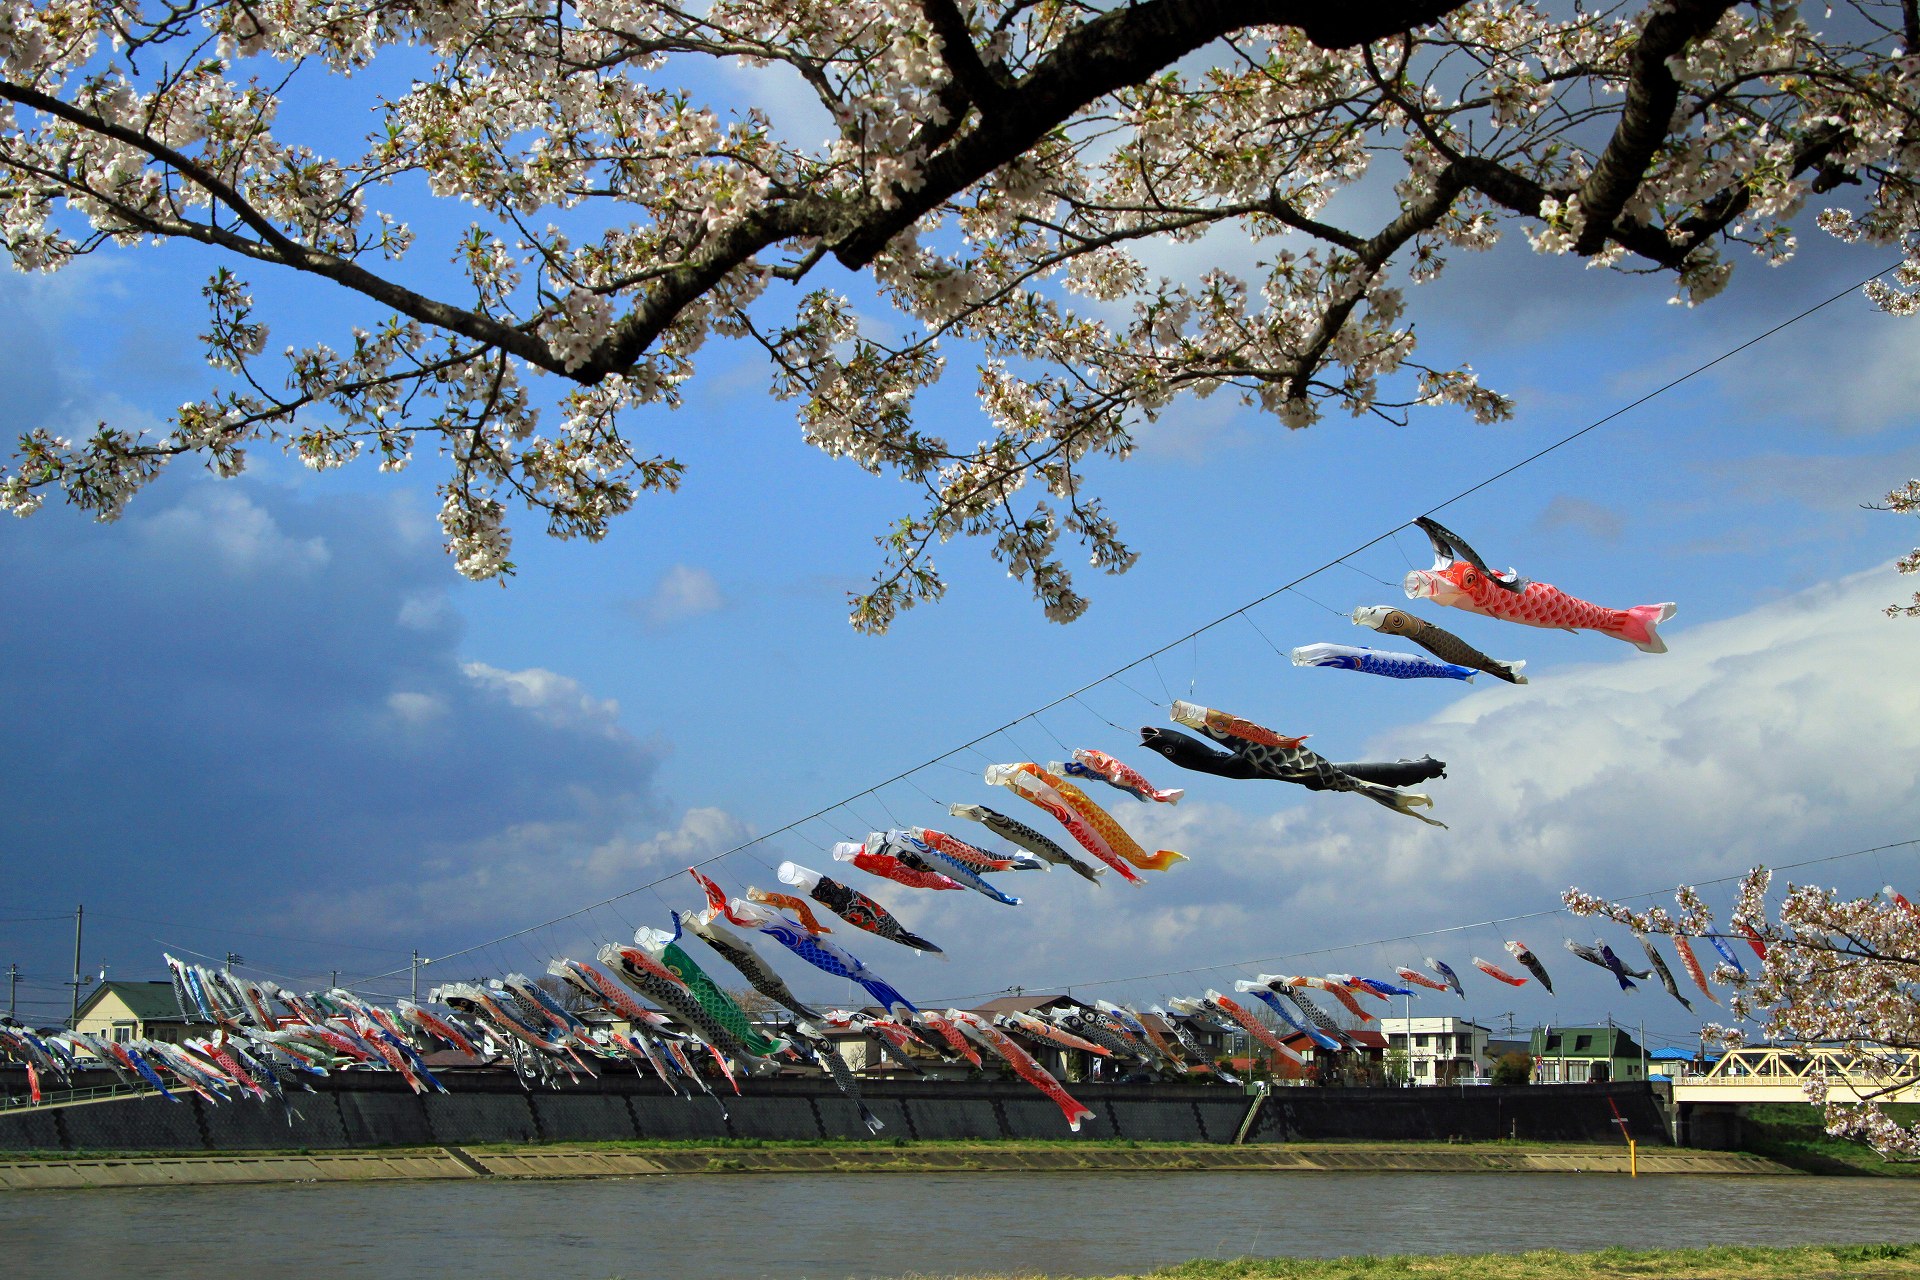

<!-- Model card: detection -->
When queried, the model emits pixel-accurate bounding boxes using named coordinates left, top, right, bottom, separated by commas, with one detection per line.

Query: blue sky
left=3, top=140, right=1918, bottom=1052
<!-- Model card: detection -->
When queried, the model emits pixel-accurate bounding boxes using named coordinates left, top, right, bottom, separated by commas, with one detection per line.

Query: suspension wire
left=1391, top=528, right=1420, bottom=570
left=1337, top=557, right=1399, bottom=590
left=1240, top=609, right=1287, bottom=658
left=1110, top=673, right=1165, bottom=710
left=342, top=262, right=1896, bottom=988
left=1072, top=693, right=1128, bottom=732
left=903, top=774, right=946, bottom=808
left=1287, top=584, right=1348, bottom=618
left=1148, top=654, right=1176, bottom=703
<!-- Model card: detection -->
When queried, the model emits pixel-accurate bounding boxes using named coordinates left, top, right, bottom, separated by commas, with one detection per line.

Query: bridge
left=1671, top=1045, right=1920, bottom=1106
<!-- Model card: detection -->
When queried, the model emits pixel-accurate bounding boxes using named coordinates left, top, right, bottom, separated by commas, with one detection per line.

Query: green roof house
left=1528, top=1024, right=1648, bottom=1083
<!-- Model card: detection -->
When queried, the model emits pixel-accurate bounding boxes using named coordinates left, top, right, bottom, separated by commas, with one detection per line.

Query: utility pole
left=1400, top=987, right=1410, bottom=1087
left=5, top=963, right=18, bottom=1019
left=411, top=949, right=427, bottom=1002
left=330, top=970, right=340, bottom=990
left=224, top=951, right=244, bottom=974
left=67, top=904, right=84, bottom=1027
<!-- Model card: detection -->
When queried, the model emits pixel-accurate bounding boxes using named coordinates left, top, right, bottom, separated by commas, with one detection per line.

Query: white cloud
left=305, top=805, right=756, bottom=945
left=396, top=590, right=455, bottom=631
left=134, top=488, right=330, bottom=575
left=461, top=661, right=623, bottom=735
left=385, top=691, right=448, bottom=725
left=583, top=807, right=753, bottom=881
left=636, top=563, right=726, bottom=629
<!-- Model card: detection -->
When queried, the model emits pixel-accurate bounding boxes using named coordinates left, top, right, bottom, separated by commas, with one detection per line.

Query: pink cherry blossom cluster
left=1567, top=869, right=1920, bottom=1160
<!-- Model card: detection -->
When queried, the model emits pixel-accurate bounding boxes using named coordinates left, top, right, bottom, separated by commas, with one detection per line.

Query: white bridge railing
left=1672, top=1045, right=1920, bottom=1105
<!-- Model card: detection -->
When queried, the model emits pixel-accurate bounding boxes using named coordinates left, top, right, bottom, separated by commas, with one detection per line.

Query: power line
left=341, top=260, right=1896, bottom=987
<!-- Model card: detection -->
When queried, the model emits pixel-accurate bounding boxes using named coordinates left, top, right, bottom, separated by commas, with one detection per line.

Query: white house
left=1379, top=1016, right=1490, bottom=1085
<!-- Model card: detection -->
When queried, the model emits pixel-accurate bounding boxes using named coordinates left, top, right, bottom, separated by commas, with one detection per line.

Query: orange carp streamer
left=952, top=1010, right=1095, bottom=1132
left=1671, top=935, right=1721, bottom=1005
left=1472, top=956, right=1528, bottom=987
left=1395, top=966, right=1452, bottom=993
left=1170, top=703, right=1308, bottom=750
left=745, top=887, right=831, bottom=934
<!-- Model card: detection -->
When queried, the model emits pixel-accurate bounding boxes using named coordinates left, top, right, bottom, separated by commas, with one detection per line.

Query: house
left=71, top=980, right=214, bottom=1046
left=1279, top=1027, right=1388, bottom=1086
left=1647, top=1045, right=1720, bottom=1081
left=1379, top=1016, right=1491, bottom=1084
left=1529, top=1024, right=1648, bottom=1083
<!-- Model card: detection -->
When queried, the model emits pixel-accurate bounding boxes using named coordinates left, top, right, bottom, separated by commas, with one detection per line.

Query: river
left=6, top=1170, right=1917, bottom=1277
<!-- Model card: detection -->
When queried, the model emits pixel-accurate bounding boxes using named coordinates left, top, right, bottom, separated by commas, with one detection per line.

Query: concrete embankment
left=0, top=1071, right=1677, bottom=1152
left=0, top=1142, right=1786, bottom=1190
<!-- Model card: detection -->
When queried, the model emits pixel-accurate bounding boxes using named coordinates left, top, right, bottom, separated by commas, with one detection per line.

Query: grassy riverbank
left=1739, top=1105, right=1920, bottom=1178
left=939, top=1244, right=1920, bottom=1280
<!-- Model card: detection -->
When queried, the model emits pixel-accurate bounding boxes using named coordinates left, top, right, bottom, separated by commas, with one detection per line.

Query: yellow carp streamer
left=987, top=762, right=1186, bottom=875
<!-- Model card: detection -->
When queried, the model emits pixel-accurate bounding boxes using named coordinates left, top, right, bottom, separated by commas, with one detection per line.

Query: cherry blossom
left=1, top=0, right=1917, bottom=626
left=1567, top=870, right=1920, bottom=1161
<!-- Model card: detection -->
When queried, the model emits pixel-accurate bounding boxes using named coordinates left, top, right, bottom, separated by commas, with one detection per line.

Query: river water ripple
left=6, top=1170, right=1918, bottom=1278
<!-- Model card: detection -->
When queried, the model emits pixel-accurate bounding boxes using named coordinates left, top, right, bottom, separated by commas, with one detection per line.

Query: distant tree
left=4, top=2, right=1920, bottom=627
left=1490, top=1052, right=1532, bottom=1087
left=1383, top=1047, right=1410, bottom=1086
left=727, top=985, right=781, bottom=1018
left=540, top=974, right=598, bottom=1015
left=1568, top=870, right=1920, bottom=1161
